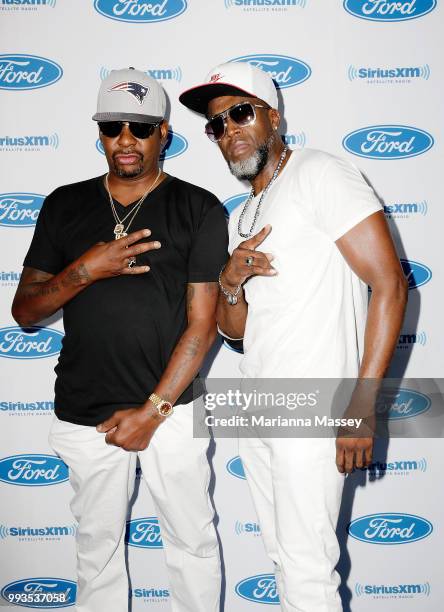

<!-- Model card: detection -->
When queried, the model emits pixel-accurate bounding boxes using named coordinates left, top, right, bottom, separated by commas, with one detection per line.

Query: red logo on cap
left=209, top=73, right=223, bottom=83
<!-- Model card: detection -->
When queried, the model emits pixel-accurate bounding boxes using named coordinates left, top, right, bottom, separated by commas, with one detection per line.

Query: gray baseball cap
left=92, top=67, right=166, bottom=124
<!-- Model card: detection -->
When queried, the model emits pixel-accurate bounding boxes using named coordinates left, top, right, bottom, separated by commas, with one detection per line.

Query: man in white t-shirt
left=180, top=63, right=408, bottom=611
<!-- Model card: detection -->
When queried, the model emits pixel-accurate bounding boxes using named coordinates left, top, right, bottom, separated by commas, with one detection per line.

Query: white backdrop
left=1, top=1, right=443, bottom=610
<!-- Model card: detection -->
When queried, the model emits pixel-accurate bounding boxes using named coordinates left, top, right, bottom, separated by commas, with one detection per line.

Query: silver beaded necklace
left=237, top=146, right=288, bottom=239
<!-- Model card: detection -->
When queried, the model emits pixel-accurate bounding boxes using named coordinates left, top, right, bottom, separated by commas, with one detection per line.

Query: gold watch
left=149, top=393, right=174, bottom=417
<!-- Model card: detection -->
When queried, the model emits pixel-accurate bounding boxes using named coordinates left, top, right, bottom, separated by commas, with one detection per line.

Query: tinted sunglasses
left=205, top=102, right=268, bottom=143
left=98, top=121, right=161, bottom=139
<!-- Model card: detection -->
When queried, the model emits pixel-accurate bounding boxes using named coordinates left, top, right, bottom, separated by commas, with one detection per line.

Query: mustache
left=113, top=150, right=143, bottom=159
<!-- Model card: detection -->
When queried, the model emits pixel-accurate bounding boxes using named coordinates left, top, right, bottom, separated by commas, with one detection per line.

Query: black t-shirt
left=23, top=174, right=228, bottom=426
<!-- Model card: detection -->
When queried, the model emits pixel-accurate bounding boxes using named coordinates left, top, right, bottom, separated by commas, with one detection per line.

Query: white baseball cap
left=92, top=67, right=166, bottom=124
left=179, top=62, right=278, bottom=115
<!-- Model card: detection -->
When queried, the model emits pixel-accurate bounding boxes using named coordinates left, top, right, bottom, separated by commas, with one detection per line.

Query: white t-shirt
left=227, top=148, right=382, bottom=378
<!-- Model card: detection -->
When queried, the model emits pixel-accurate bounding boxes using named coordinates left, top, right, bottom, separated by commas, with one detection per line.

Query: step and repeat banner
left=1, top=1, right=443, bottom=611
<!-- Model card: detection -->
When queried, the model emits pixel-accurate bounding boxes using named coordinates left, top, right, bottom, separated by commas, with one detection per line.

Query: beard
left=227, top=133, right=275, bottom=181
left=112, top=153, right=144, bottom=178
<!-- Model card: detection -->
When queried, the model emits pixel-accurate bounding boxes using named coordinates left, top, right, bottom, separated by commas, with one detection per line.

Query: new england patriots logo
left=108, top=81, right=149, bottom=105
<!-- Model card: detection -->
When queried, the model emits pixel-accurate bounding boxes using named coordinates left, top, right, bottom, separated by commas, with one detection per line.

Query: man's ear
left=269, top=108, right=281, bottom=131
left=159, top=120, right=169, bottom=145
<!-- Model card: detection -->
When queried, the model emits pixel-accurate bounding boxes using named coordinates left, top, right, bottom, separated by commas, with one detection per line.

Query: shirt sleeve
left=314, top=156, right=382, bottom=241
left=187, top=197, right=229, bottom=283
left=23, top=189, right=65, bottom=274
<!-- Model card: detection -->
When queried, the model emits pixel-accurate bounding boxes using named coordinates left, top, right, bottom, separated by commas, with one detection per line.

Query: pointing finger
left=242, top=225, right=272, bottom=250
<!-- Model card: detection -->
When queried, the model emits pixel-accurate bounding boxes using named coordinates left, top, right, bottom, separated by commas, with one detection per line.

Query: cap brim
left=179, top=82, right=257, bottom=115
left=92, top=112, right=163, bottom=123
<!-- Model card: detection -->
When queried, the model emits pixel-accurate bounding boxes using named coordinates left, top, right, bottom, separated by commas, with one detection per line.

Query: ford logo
left=1, top=577, right=76, bottom=608
left=343, top=125, right=433, bottom=159
left=348, top=513, right=433, bottom=544
left=226, top=456, right=246, bottom=480
left=96, top=138, right=105, bottom=156
left=235, top=574, right=279, bottom=605
left=400, top=259, right=432, bottom=289
left=376, top=388, right=431, bottom=420
left=0, top=193, right=45, bottom=227
left=94, top=0, right=187, bottom=23
left=0, top=454, right=69, bottom=487
left=160, top=131, right=188, bottom=160
left=230, top=54, right=311, bottom=89
left=223, top=193, right=248, bottom=219
left=0, top=54, right=62, bottom=91
left=125, top=517, right=163, bottom=548
left=0, top=326, right=64, bottom=359
left=343, top=0, right=436, bottom=22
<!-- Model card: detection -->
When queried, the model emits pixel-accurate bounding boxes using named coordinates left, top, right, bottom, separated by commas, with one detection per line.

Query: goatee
left=228, top=133, right=275, bottom=181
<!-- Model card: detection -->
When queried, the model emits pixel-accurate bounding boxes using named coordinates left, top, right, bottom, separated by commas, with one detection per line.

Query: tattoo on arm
left=61, top=263, right=91, bottom=287
left=21, top=282, right=60, bottom=299
left=186, top=283, right=195, bottom=313
left=165, top=335, right=203, bottom=393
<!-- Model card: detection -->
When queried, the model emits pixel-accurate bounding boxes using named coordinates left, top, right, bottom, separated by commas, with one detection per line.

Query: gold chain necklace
left=104, top=168, right=162, bottom=240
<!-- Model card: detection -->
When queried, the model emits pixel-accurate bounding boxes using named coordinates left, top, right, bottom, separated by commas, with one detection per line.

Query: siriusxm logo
left=96, top=131, right=187, bottom=160
left=376, top=388, right=431, bottom=420
left=0, top=454, right=69, bottom=486
left=223, top=193, right=248, bottom=218
left=235, top=521, right=261, bottom=536
left=348, top=64, right=430, bottom=82
left=397, top=331, right=427, bottom=349
left=343, top=125, right=433, bottom=159
left=100, top=65, right=182, bottom=82
left=0, top=133, right=60, bottom=151
left=225, top=0, right=307, bottom=9
left=0, top=523, right=76, bottom=540
left=131, top=587, right=170, bottom=601
left=365, top=457, right=427, bottom=475
left=0, top=193, right=45, bottom=227
left=1, top=400, right=54, bottom=413
left=348, top=513, right=433, bottom=544
left=355, top=581, right=431, bottom=598
left=282, top=131, right=306, bottom=148
left=1, top=578, right=76, bottom=608
left=236, top=574, right=279, bottom=605
left=226, top=456, right=246, bottom=480
left=0, top=326, right=64, bottom=359
left=400, top=259, right=432, bottom=289
left=230, top=54, right=311, bottom=89
left=0, top=55, right=62, bottom=90
left=0, top=0, right=56, bottom=7
left=125, top=517, right=163, bottom=548
left=94, top=0, right=187, bottom=23
left=384, top=200, right=428, bottom=218
left=343, top=0, right=436, bottom=21
left=0, top=271, right=21, bottom=287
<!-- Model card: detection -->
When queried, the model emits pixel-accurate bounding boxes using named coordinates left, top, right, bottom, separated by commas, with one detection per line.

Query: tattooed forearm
left=21, top=283, right=60, bottom=299
left=62, top=264, right=91, bottom=287
left=163, top=335, right=204, bottom=395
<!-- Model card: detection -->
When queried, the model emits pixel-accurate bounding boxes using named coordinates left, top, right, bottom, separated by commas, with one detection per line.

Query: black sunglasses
left=205, top=101, right=268, bottom=143
left=98, top=121, right=161, bottom=139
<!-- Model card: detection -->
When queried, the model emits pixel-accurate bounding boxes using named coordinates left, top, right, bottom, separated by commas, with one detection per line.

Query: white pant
left=239, top=435, right=344, bottom=612
left=49, top=401, right=221, bottom=612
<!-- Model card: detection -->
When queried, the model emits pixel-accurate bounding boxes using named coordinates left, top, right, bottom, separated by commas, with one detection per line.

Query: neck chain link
left=104, top=168, right=162, bottom=240
left=237, top=146, right=288, bottom=239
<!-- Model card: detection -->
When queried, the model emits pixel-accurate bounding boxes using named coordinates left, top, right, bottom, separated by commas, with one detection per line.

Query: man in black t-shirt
left=12, top=68, right=228, bottom=612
